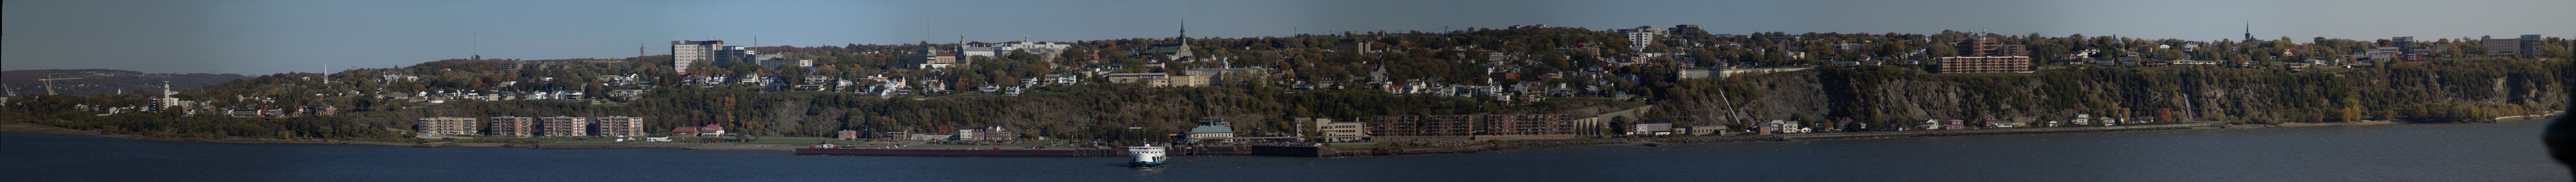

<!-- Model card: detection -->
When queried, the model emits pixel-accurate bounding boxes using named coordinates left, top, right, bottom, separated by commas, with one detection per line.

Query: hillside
left=2, top=69, right=248, bottom=96
left=1655, top=59, right=2568, bottom=128
left=1, top=27, right=2567, bottom=142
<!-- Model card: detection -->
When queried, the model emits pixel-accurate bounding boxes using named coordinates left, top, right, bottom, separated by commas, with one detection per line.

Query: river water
left=7, top=119, right=2567, bottom=181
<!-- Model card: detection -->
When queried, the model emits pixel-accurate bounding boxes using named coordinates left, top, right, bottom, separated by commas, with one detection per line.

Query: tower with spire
left=2243, top=21, right=2257, bottom=41
left=1173, top=21, right=1195, bottom=59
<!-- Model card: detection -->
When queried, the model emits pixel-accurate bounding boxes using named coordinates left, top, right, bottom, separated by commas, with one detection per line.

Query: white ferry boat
left=1128, top=144, right=1167, bottom=168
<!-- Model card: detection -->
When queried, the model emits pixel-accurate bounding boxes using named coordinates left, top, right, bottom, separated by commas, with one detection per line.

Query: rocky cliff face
left=1659, top=61, right=2568, bottom=126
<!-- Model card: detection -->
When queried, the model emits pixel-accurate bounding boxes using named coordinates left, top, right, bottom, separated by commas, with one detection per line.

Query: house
left=1778, top=120, right=1802, bottom=134
left=1945, top=119, right=1968, bottom=129
left=2099, top=117, right=2119, bottom=126
left=1756, top=119, right=1798, bottom=134
left=644, top=136, right=672, bottom=142
left=1979, top=115, right=2009, bottom=128
left=1920, top=119, right=1942, bottom=130
left=698, top=124, right=727, bottom=136
left=671, top=127, right=700, bottom=136
left=837, top=130, right=860, bottom=139
left=2070, top=114, right=2093, bottom=125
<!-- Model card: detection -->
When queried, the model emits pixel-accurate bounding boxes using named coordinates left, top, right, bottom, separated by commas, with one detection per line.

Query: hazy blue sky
left=6, top=0, right=2568, bottom=75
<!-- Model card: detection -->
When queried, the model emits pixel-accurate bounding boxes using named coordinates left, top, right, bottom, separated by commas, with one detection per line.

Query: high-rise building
left=711, top=46, right=787, bottom=64
left=1955, top=36, right=2028, bottom=57
left=2391, top=36, right=2420, bottom=54
left=1619, top=25, right=1670, bottom=51
left=489, top=116, right=535, bottom=136
left=672, top=40, right=725, bottom=75
left=2483, top=35, right=2544, bottom=58
left=537, top=116, right=589, bottom=136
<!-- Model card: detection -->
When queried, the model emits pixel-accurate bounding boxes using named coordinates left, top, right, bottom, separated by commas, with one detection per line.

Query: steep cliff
left=1657, top=59, right=2569, bottom=127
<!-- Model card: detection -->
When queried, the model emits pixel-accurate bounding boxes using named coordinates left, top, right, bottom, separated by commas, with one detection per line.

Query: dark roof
left=1123, top=44, right=1188, bottom=56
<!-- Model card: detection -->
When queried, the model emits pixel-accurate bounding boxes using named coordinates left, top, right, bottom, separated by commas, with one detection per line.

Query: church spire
left=1179, top=20, right=1189, bottom=45
left=1172, top=20, right=1195, bottom=59
left=2243, top=21, right=2255, bottom=41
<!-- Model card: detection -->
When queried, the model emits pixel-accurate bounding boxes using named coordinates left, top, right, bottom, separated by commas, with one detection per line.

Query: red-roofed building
left=699, top=124, right=727, bottom=136
left=671, top=127, right=700, bottom=136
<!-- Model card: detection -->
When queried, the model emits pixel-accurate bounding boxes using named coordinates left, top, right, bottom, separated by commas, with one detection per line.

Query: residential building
left=1175, top=68, right=1266, bottom=87
left=2483, top=35, right=2544, bottom=58
left=757, top=59, right=815, bottom=70
left=1955, top=36, right=2030, bottom=57
left=954, top=126, right=1015, bottom=141
left=593, top=116, right=645, bottom=137
left=1679, top=125, right=1727, bottom=135
left=672, top=40, right=724, bottom=75
left=1776, top=120, right=1803, bottom=134
left=671, top=127, right=700, bottom=136
left=1418, top=115, right=1479, bottom=136
left=537, top=116, right=589, bottom=136
left=415, top=117, right=480, bottom=135
left=1369, top=115, right=1423, bottom=136
left=712, top=46, right=785, bottom=64
left=1334, top=39, right=1374, bottom=53
left=1105, top=73, right=1173, bottom=86
left=488, top=116, right=535, bottom=136
left=698, top=124, right=727, bottom=136
left=1931, top=56, right=2032, bottom=73
left=1300, top=118, right=1368, bottom=142
left=1618, top=25, right=1670, bottom=51
left=905, top=47, right=961, bottom=69
left=1483, top=114, right=1577, bottom=136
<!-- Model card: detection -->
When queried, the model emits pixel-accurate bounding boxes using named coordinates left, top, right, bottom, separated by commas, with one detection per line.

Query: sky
left=6, top=0, right=2569, bottom=75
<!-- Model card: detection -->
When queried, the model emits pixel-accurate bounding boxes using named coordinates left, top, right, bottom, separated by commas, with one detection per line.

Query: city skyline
left=5, top=0, right=2570, bottom=75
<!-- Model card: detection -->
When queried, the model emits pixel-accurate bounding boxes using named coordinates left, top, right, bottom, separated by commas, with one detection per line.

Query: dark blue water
left=7, top=119, right=2567, bottom=181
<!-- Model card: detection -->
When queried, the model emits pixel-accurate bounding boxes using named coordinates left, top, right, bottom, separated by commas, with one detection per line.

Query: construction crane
left=39, top=76, right=82, bottom=95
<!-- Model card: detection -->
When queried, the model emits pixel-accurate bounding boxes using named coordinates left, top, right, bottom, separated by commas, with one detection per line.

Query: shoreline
left=7, top=112, right=2567, bottom=155
left=0, top=123, right=811, bottom=151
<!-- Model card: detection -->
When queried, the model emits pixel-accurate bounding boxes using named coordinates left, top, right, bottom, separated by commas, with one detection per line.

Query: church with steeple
left=1124, top=22, right=1195, bottom=61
